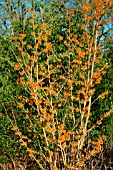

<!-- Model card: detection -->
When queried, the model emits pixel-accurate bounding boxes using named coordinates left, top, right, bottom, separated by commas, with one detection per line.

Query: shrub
left=1, top=0, right=113, bottom=169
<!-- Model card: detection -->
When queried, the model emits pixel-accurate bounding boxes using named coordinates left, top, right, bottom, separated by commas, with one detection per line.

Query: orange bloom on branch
left=81, top=25, right=87, bottom=31
left=68, top=9, right=74, bottom=16
left=27, top=44, right=32, bottom=49
left=21, top=41, right=26, bottom=46
left=59, top=35, right=63, bottom=40
left=29, top=19, right=34, bottom=23
left=33, top=24, right=37, bottom=29
left=41, top=23, right=47, bottom=30
left=14, top=64, right=23, bottom=71
left=82, top=4, right=89, bottom=14
left=29, top=9, right=34, bottom=14
left=18, top=103, right=24, bottom=109
left=31, top=32, right=35, bottom=36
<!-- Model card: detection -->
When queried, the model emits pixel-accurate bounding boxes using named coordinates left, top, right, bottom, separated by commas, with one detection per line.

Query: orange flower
left=82, top=4, right=89, bottom=14
left=93, top=72, right=100, bottom=79
left=53, top=167, right=58, bottom=170
left=70, top=47, right=74, bottom=51
left=61, top=142, right=67, bottom=149
left=18, top=95, right=23, bottom=99
left=66, top=29, right=70, bottom=33
left=69, top=106, right=74, bottom=111
left=85, top=16, right=91, bottom=22
left=21, top=135, right=28, bottom=139
left=44, top=100, right=51, bottom=106
left=65, top=16, right=70, bottom=21
left=18, top=103, right=24, bottom=109
left=41, top=23, right=47, bottom=30
left=40, top=107, right=46, bottom=115
left=57, top=58, right=61, bottom=62
left=20, top=71, right=25, bottom=75
left=34, top=51, right=41, bottom=55
left=81, top=25, right=87, bottom=30
left=104, top=91, right=108, bottom=95
left=11, top=126, right=18, bottom=131
left=107, top=1, right=112, bottom=7
left=85, top=154, right=90, bottom=159
left=14, top=64, right=22, bottom=71
left=30, top=62, right=34, bottom=69
left=59, top=35, right=63, bottom=40
left=48, top=128, right=56, bottom=133
left=64, top=40, right=70, bottom=47
left=19, top=33, right=26, bottom=37
left=33, top=24, right=37, bottom=29
left=21, top=41, right=26, bottom=45
left=31, top=32, right=35, bottom=36
left=27, top=44, right=32, bottom=49
left=95, top=26, right=100, bottom=30
left=66, top=134, right=70, bottom=141
left=106, top=9, right=110, bottom=13
left=45, top=42, right=52, bottom=48
left=75, top=108, right=79, bottom=112
left=74, top=39, right=79, bottom=44
left=18, top=34, right=26, bottom=40
left=71, top=141, right=77, bottom=148
left=19, top=139, right=24, bottom=143
left=27, top=148, right=37, bottom=154
left=28, top=139, right=32, bottom=143
left=37, top=32, right=42, bottom=36
left=90, top=150, right=96, bottom=156
left=104, top=64, right=109, bottom=69
left=18, top=47, right=22, bottom=52
left=29, top=19, right=34, bottom=23
left=70, top=22, right=74, bottom=26
left=58, top=103, right=62, bottom=107
left=81, top=65, right=87, bottom=71
left=45, top=30, right=51, bottom=36
left=15, top=131, right=22, bottom=136
left=17, top=58, right=22, bottom=62
left=58, top=135, right=65, bottom=143
left=73, top=34, right=77, bottom=38
left=103, top=112, right=110, bottom=117
left=67, top=164, right=74, bottom=169
left=68, top=9, right=74, bottom=16
left=71, top=148, right=75, bottom=153
left=102, top=135, right=106, bottom=140
left=98, top=54, right=103, bottom=59
left=28, top=129, right=32, bottom=132
left=96, top=121, right=102, bottom=125
left=25, top=115, right=29, bottom=119
left=68, top=80, right=74, bottom=86
left=42, top=35, right=47, bottom=41
left=29, top=10, right=34, bottom=14
left=11, top=36, right=17, bottom=40
left=88, top=88, right=95, bottom=96
left=35, top=100, right=42, bottom=106
left=77, top=161, right=84, bottom=167
left=50, top=108, right=56, bottom=114
left=22, top=52, right=27, bottom=57
left=29, top=57, right=36, bottom=61
left=76, top=48, right=85, bottom=58
left=43, top=48, right=48, bottom=53
left=80, top=74, right=84, bottom=79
